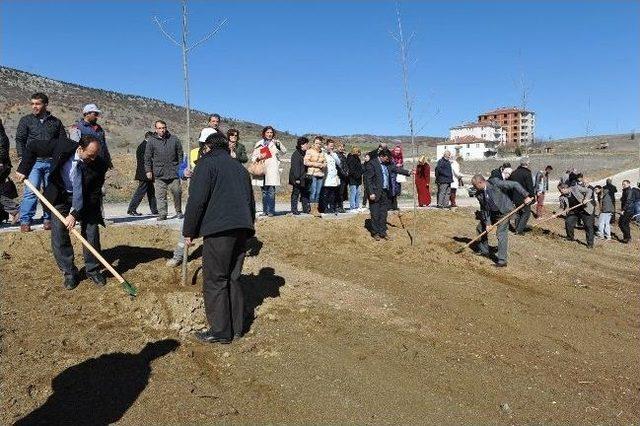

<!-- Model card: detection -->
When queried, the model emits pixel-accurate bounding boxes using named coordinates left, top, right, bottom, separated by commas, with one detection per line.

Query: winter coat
left=450, top=160, right=463, bottom=190
left=508, top=166, right=535, bottom=204
left=233, top=142, right=248, bottom=164
left=535, top=171, right=550, bottom=194
left=15, top=112, right=66, bottom=158
left=289, top=148, right=307, bottom=185
left=476, top=180, right=529, bottom=215
left=600, top=186, right=615, bottom=213
left=336, top=152, right=349, bottom=179
left=363, top=157, right=410, bottom=201
left=415, top=163, right=431, bottom=206
left=70, top=119, right=112, bottom=169
left=0, top=118, right=10, bottom=168
left=346, top=153, right=364, bottom=186
left=304, top=146, right=326, bottom=177
left=566, top=185, right=595, bottom=215
left=182, top=148, right=255, bottom=239
left=144, top=132, right=183, bottom=180
left=621, top=187, right=640, bottom=214
left=323, top=151, right=340, bottom=187
left=251, top=139, right=287, bottom=187
left=134, top=137, right=151, bottom=181
left=434, top=157, right=453, bottom=184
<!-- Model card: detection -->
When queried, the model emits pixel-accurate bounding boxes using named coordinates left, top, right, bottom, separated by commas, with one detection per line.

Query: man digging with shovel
left=469, top=174, right=533, bottom=267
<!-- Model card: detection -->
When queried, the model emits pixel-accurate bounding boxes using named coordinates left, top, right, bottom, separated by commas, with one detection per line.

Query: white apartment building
left=449, top=122, right=506, bottom=143
left=436, top=136, right=498, bottom=161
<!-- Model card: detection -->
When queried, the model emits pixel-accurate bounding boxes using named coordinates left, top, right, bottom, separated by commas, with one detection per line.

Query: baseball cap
left=82, top=104, right=102, bottom=115
left=198, top=127, right=217, bottom=143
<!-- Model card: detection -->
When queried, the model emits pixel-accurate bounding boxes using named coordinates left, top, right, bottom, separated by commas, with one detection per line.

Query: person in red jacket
left=415, top=155, right=431, bottom=207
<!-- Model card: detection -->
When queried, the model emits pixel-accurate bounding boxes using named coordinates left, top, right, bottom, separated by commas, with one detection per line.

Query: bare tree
left=154, top=0, right=227, bottom=285
left=390, top=1, right=418, bottom=245
left=585, top=96, right=592, bottom=138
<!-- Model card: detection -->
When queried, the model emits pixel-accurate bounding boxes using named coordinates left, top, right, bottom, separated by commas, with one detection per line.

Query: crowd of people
left=0, top=92, right=638, bottom=344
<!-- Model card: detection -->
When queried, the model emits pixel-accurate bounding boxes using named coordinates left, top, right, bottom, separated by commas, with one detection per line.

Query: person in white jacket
left=321, top=139, right=341, bottom=214
left=449, top=156, right=464, bottom=207
left=251, top=126, right=287, bottom=216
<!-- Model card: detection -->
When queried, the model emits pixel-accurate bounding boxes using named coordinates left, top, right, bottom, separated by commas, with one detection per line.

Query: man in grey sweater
left=144, top=120, right=183, bottom=220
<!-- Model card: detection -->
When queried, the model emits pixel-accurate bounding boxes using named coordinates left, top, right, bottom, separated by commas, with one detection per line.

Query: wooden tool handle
left=23, top=179, right=126, bottom=284
left=536, top=200, right=589, bottom=225
left=463, top=202, right=527, bottom=250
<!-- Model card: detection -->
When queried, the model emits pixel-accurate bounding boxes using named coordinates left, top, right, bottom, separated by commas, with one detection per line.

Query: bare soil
left=1, top=210, right=639, bottom=424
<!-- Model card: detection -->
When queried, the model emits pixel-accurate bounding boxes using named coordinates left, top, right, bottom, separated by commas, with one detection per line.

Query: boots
left=310, top=203, right=322, bottom=218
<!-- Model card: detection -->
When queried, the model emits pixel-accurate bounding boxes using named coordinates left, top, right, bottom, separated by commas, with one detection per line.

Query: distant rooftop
left=437, top=135, right=497, bottom=146
left=450, top=121, right=502, bottom=130
left=479, top=107, right=535, bottom=116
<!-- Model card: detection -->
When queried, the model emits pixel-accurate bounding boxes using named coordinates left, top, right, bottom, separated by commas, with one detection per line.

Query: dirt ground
left=1, top=209, right=639, bottom=424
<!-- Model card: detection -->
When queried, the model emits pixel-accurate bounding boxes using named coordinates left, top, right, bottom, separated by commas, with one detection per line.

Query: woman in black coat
left=346, top=147, right=364, bottom=211
left=289, top=137, right=310, bottom=215
left=127, top=131, right=158, bottom=215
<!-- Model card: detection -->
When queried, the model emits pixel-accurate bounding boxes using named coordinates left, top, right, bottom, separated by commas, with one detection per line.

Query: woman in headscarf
left=415, top=155, right=431, bottom=207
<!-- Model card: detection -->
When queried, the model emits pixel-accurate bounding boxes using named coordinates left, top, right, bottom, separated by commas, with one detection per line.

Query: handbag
left=396, top=174, right=407, bottom=183
left=248, top=160, right=265, bottom=177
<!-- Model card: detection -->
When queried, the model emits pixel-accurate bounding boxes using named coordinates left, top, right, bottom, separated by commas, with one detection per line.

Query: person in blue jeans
left=250, top=126, right=287, bottom=217
left=14, top=92, right=66, bottom=232
left=303, top=136, right=327, bottom=217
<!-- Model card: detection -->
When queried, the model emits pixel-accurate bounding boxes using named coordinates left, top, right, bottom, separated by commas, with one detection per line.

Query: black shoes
left=88, top=272, right=106, bottom=287
left=157, top=215, right=167, bottom=221
left=494, top=261, right=508, bottom=268
left=193, top=329, right=232, bottom=345
left=63, top=275, right=79, bottom=290
left=174, top=213, right=184, bottom=219
left=127, top=210, right=142, bottom=216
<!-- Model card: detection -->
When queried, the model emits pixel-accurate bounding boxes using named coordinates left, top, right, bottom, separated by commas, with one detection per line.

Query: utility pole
left=391, top=1, right=418, bottom=245
left=154, top=0, right=227, bottom=286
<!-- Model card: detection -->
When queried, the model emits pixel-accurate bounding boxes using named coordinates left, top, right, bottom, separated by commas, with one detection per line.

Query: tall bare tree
left=153, top=0, right=227, bottom=285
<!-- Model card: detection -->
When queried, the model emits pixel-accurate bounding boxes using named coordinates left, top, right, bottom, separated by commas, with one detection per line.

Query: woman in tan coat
left=251, top=126, right=287, bottom=216
left=303, top=136, right=327, bottom=216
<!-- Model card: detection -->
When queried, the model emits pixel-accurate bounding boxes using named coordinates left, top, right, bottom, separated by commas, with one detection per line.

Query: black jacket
left=336, top=152, right=349, bottom=179
left=346, top=153, right=364, bottom=185
left=15, top=112, right=66, bottom=158
left=490, top=167, right=503, bottom=180
left=508, top=166, right=535, bottom=203
left=183, top=149, right=255, bottom=239
left=621, top=187, right=640, bottom=214
left=363, top=157, right=410, bottom=201
left=0, top=118, right=10, bottom=167
left=434, top=157, right=453, bottom=184
left=289, top=148, right=307, bottom=185
left=476, top=180, right=529, bottom=215
left=135, top=138, right=150, bottom=182
left=39, top=137, right=107, bottom=224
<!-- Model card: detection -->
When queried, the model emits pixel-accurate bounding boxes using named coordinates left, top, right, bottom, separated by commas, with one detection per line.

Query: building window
left=476, top=143, right=481, bottom=148
left=466, top=144, right=470, bottom=148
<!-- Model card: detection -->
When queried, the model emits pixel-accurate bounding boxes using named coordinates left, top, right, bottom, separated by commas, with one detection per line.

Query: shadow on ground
left=15, top=339, right=180, bottom=426
left=102, top=245, right=172, bottom=275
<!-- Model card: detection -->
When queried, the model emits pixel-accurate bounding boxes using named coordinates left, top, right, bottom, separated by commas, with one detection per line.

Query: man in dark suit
left=17, top=135, right=107, bottom=289
left=489, top=162, right=511, bottom=181
left=508, top=160, right=535, bottom=234
left=363, top=148, right=412, bottom=241
left=127, top=131, right=158, bottom=216
left=183, top=132, right=256, bottom=344
left=472, top=174, right=533, bottom=267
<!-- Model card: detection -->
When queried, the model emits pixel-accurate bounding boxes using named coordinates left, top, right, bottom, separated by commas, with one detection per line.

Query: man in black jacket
left=363, top=148, right=412, bottom=241
left=183, top=132, right=256, bottom=344
left=434, top=151, right=453, bottom=208
left=619, top=180, right=639, bottom=243
left=0, top=118, right=19, bottom=224
left=335, top=142, right=349, bottom=213
left=489, top=162, right=511, bottom=181
left=127, top=132, right=158, bottom=216
left=508, top=160, right=535, bottom=234
left=17, top=135, right=107, bottom=289
left=289, top=137, right=309, bottom=215
left=15, top=93, right=67, bottom=232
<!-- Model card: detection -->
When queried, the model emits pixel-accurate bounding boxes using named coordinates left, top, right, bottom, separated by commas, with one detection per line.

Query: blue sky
left=1, top=1, right=638, bottom=139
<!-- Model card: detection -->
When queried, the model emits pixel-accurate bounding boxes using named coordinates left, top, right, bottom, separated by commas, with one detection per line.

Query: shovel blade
left=121, top=280, right=138, bottom=297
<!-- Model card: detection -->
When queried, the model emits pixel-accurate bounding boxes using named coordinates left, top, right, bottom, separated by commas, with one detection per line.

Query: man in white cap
left=191, top=113, right=223, bottom=167
left=69, top=104, right=112, bottom=169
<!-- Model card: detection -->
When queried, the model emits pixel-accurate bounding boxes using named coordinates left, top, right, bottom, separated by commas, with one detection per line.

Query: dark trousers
left=619, top=211, right=633, bottom=241
left=513, top=203, right=531, bottom=233
left=320, top=186, right=338, bottom=213
left=51, top=199, right=101, bottom=278
left=337, top=180, right=348, bottom=211
left=202, top=230, right=248, bottom=338
left=565, top=212, right=595, bottom=246
left=475, top=211, right=509, bottom=262
left=290, top=183, right=310, bottom=213
left=127, top=180, right=158, bottom=214
left=369, top=190, right=391, bottom=237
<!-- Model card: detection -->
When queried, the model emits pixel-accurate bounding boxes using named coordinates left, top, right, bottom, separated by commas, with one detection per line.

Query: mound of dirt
left=1, top=211, right=638, bottom=424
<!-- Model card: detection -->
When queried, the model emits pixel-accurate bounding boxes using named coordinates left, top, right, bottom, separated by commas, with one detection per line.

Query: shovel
left=23, top=179, right=138, bottom=297
left=456, top=201, right=528, bottom=254
left=534, top=200, right=589, bottom=226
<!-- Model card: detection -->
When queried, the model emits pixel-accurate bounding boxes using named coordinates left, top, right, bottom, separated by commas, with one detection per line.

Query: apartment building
left=449, top=122, right=506, bottom=144
left=478, top=107, right=535, bottom=148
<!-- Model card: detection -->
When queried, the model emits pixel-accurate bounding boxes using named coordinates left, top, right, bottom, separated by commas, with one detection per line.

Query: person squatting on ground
left=346, top=147, right=364, bottom=211
left=471, top=174, right=533, bottom=267
left=434, top=150, right=453, bottom=208
left=508, top=160, right=535, bottom=235
left=17, top=135, right=108, bottom=289
left=127, top=131, right=158, bottom=216
left=534, top=165, right=553, bottom=218
left=144, top=120, right=183, bottom=221
left=251, top=126, right=286, bottom=217
left=303, top=136, right=326, bottom=217
left=619, top=179, right=640, bottom=244
left=182, top=132, right=256, bottom=344
left=289, top=137, right=310, bottom=215
left=558, top=183, right=596, bottom=248
left=363, top=148, right=412, bottom=241
left=15, top=92, right=67, bottom=232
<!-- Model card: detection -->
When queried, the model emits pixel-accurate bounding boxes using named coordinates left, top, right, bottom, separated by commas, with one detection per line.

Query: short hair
left=296, top=136, right=309, bottom=149
left=622, top=179, right=631, bottom=185
left=261, top=126, right=275, bottom=138
left=314, top=136, right=325, bottom=143
left=326, top=138, right=335, bottom=145
left=204, top=132, right=229, bottom=150
left=31, top=92, right=49, bottom=104
left=335, top=141, right=345, bottom=148
left=379, top=148, right=392, bottom=158
left=227, top=128, right=239, bottom=138
left=545, top=165, right=553, bottom=171
left=79, top=134, right=100, bottom=149
left=209, top=113, right=221, bottom=121
left=351, top=146, right=361, bottom=155
left=558, top=183, right=569, bottom=190
left=502, top=162, right=511, bottom=169
left=471, top=174, right=485, bottom=185
left=154, top=120, right=167, bottom=127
